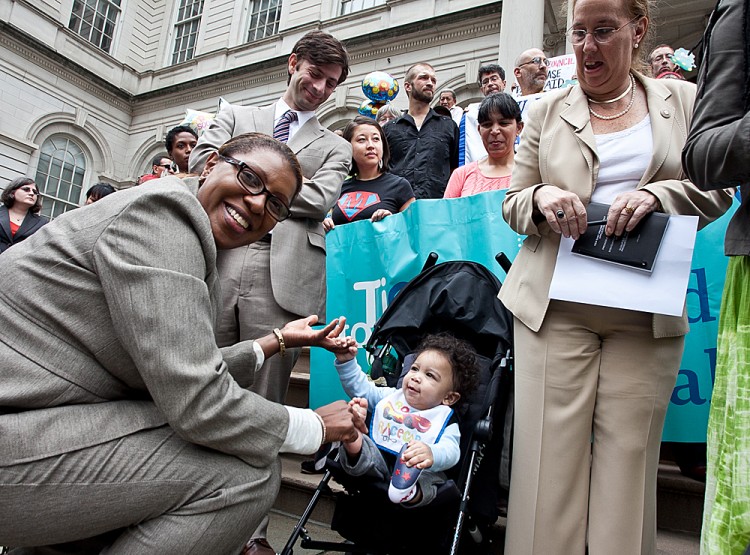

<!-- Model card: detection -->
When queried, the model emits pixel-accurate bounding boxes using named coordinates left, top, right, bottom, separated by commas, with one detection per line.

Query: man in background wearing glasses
left=459, top=63, right=507, bottom=166
left=513, top=48, right=550, bottom=97
left=137, top=153, right=175, bottom=185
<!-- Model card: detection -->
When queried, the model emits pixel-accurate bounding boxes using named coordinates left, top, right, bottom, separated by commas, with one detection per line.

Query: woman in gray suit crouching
left=0, top=132, right=363, bottom=554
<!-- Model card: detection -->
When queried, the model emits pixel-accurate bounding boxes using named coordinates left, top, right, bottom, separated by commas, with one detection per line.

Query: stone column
left=497, top=0, right=544, bottom=80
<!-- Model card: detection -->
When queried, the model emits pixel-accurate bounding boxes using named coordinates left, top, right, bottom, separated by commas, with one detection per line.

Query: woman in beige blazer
left=499, top=1, right=733, bottom=554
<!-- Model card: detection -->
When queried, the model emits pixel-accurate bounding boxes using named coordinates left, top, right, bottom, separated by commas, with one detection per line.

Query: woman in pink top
left=444, top=92, right=523, bottom=197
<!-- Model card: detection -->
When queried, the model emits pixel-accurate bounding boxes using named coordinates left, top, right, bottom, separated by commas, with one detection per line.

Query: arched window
left=34, top=136, right=87, bottom=219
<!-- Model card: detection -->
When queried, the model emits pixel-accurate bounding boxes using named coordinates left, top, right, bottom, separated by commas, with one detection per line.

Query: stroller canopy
left=366, top=260, right=513, bottom=362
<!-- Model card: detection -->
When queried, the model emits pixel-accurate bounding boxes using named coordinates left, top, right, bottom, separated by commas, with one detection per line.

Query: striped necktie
left=273, top=110, right=298, bottom=143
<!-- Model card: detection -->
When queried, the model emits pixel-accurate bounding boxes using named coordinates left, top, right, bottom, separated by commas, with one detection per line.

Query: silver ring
left=556, top=210, right=565, bottom=219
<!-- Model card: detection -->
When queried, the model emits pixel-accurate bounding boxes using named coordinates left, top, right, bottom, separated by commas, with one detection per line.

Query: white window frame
left=339, top=0, right=385, bottom=16
left=246, top=0, right=282, bottom=43
left=68, top=0, right=122, bottom=53
left=171, top=0, right=205, bottom=65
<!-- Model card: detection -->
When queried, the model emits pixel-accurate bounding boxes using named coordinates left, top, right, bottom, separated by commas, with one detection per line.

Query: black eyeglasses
left=517, top=56, right=550, bottom=68
left=19, top=186, right=39, bottom=195
left=567, top=16, right=641, bottom=45
left=218, top=154, right=292, bottom=222
left=157, top=164, right=173, bottom=169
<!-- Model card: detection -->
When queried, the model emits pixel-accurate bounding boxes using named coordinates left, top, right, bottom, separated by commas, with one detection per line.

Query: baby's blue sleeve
left=334, top=358, right=395, bottom=409
left=430, top=422, right=461, bottom=472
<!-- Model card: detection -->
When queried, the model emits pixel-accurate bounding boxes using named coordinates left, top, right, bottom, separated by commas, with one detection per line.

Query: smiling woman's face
left=197, top=148, right=298, bottom=250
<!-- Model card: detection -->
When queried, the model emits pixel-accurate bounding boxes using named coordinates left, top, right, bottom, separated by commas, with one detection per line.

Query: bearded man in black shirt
left=384, top=62, right=459, bottom=199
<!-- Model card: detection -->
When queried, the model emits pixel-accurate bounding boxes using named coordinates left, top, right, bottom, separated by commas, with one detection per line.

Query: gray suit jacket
left=190, top=103, right=352, bottom=318
left=0, top=177, right=289, bottom=467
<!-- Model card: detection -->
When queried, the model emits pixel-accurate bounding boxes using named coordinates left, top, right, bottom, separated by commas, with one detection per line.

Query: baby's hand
left=402, top=441, right=434, bottom=469
left=333, top=337, right=358, bottom=362
left=348, top=397, right=368, bottom=433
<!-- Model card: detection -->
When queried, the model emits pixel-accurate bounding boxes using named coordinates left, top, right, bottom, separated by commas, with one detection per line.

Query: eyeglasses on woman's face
left=567, top=16, right=641, bottom=45
left=517, top=56, right=550, bottom=68
left=19, top=186, right=39, bottom=196
left=218, top=154, right=292, bottom=222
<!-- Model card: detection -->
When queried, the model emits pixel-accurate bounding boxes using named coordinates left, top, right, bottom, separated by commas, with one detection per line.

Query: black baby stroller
left=281, top=254, right=514, bottom=555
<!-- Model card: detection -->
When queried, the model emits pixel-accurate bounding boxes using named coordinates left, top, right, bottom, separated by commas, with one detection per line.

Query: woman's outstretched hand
left=280, top=315, right=354, bottom=354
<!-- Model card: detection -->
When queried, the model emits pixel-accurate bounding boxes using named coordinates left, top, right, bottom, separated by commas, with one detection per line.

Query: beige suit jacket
left=190, top=103, right=352, bottom=318
left=499, top=74, right=734, bottom=337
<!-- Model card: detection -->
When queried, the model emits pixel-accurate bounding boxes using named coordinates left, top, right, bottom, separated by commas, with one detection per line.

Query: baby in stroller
left=333, top=332, right=479, bottom=508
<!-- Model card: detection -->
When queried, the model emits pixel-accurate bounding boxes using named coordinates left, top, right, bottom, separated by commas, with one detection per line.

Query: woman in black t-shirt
left=324, top=116, right=415, bottom=231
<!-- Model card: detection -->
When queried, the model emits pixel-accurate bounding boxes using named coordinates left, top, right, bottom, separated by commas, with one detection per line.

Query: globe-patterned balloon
left=362, top=71, right=399, bottom=103
left=358, top=99, right=386, bottom=119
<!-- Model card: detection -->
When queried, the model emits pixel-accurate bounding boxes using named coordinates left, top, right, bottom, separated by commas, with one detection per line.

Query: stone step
left=296, top=347, right=310, bottom=374
left=275, top=454, right=341, bottom=524
left=283, top=345, right=310, bottom=408
left=656, top=462, right=705, bottom=535
left=286, top=371, right=310, bottom=409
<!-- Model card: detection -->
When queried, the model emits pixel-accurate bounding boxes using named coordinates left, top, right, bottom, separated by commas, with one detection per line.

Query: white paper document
left=548, top=215, right=699, bottom=316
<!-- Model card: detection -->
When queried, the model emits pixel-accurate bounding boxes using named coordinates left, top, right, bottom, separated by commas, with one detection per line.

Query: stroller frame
left=281, top=253, right=514, bottom=555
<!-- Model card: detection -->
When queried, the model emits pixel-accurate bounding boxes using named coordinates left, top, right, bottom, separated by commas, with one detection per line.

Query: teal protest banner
left=663, top=195, right=739, bottom=441
left=311, top=190, right=739, bottom=442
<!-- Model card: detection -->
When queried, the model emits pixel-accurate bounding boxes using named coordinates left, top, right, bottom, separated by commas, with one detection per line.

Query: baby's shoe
left=388, top=444, right=422, bottom=504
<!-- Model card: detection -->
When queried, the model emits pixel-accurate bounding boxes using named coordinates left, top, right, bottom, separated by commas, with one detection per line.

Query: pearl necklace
left=588, top=75, right=637, bottom=121
left=588, top=74, right=635, bottom=104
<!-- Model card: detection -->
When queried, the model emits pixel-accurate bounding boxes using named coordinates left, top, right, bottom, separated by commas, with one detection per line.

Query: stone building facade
left=0, top=0, right=713, bottom=218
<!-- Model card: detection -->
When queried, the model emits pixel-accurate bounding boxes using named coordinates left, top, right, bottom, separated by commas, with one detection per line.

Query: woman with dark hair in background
left=85, top=182, right=117, bottom=205
left=324, top=116, right=414, bottom=231
left=443, top=92, right=523, bottom=197
left=0, top=177, right=46, bottom=254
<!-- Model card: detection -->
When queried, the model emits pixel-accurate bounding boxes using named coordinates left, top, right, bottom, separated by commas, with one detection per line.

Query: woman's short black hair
left=218, top=132, right=304, bottom=201
left=342, top=116, right=390, bottom=176
left=2, top=177, right=43, bottom=214
left=477, top=92, right=523, bottom=125
left=86, top=182, right=116, bottom=203
left=415, top=332, right=479, bottom=401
